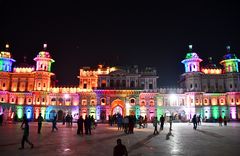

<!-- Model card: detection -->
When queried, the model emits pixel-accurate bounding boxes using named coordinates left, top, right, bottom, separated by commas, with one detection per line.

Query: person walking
left=160, top=115, right=165, bottom=130
left=77, top=116, right=84, bottom=135
left=192, top=114, right=197, bottom=130
left=19, top=120, right=34, bottom=150
left=153, top=117, right=159, bottom=135
left=113, top=138, right=128, bottom=156
left=37, top=113, right=43, bottom=134
left=52, top=116, right=58, bottom=132
left=21, top=114, right=27, bottom=128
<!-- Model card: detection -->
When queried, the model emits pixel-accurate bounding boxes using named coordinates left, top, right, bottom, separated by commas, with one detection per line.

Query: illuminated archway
left=111, top=99, right=125, bottom=116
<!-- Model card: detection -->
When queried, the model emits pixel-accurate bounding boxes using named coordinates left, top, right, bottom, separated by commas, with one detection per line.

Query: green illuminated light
left=212, top=106, right=219, bottom=119
left=17, top=106, right=23, bottom=119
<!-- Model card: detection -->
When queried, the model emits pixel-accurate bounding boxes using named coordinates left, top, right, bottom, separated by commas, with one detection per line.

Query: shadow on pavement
left=128, top=134, right=157, bottom=153
left=166, top=131, right=174, bottom=140
left=196, top=129, right=224, bottom=138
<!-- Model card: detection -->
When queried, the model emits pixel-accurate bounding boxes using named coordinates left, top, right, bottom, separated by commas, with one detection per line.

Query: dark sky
left=0, top=1, right=240, bottom=87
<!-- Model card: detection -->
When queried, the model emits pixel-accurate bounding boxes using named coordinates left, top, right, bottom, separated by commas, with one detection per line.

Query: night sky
left=1, top=1, right=240, bottom=87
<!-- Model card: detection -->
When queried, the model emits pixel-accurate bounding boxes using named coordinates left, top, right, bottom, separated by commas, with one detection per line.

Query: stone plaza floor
left=0, top=121, right=240, bottom=156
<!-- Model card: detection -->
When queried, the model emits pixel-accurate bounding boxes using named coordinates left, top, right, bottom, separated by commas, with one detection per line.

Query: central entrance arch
left=111, top=99, right=125, bottom=116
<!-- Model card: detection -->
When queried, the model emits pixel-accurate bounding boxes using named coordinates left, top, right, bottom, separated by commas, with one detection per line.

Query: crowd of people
left=108, top=114, right=149, bottom=134
left=0, top=110, right=232, bottom=155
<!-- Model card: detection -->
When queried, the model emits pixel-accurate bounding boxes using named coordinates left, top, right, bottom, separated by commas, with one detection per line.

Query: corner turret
left=0, top=44, right=16, bottom=72
left=34, top=44, right=55, bottom=72
left=181, top=45, right=202, bottom=73
left=220, top=46, right=240, bottom=73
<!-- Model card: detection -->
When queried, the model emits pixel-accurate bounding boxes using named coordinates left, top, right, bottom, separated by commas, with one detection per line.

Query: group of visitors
left=218, top=115, right=228, bottom=126
left=77, top=115, right=96, bottom=135
left=138, top=115, right=148, bottom=129
left=192, top=114, right=228, bottom=130
left=152, top=115, right=169, bottom=135
left=63, top=114, right=73, bottom=127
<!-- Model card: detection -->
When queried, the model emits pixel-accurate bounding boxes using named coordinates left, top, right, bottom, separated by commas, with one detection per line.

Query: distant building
left=0, top=44, right=239, bottom=122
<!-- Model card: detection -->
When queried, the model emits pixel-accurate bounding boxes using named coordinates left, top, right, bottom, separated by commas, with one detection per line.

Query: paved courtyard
left=0, top=122, right=240, bottom=156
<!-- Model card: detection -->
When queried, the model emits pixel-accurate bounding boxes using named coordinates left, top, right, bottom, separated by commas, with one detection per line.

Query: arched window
left=82, top=100, right=87, bottom=106
left=149, top=100, right=154, bottom=106
left=130, top=98, right=135, bottom=104
left=140, top=100, right=146, bottom=106
left=130, top=81, right=135, bottom=88
left=101, top=98, right=106, bottom=105
left=51, top=98, right=56, bottom=101
left=91, top=100, right=96, bottom=106
left=116, top=80, right=120, bottom=87
left=122, top=80, right=126, bottom=87
left=101, top=80, right=106, bottom=88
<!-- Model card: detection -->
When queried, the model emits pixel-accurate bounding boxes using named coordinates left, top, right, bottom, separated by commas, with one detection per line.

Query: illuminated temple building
left=0, top=44, right=240, bottom=122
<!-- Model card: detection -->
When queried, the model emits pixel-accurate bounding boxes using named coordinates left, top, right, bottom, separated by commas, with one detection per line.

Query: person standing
left=113, top=139, right=128, bottom=156
left=153, top=117, right=159, bottom=135
left=84, top=115, right=88, bottom=135
left=143, top=115, right=148, bottom=128
left=224, top=116, right=227, bottom=126
left=192, top=114, right=197, bottom=130
left=169, top=115, right=173, bottom=131
left=37, top=113, right=44, bottom=134
left=219, top=116, right=223, bottom=126
left=0, top=114, right=3, bottom=126
left=88, top=115, right=92, bottom=135
left=52, top=116, right=58, bottom=132
left=70, top=115, right=73, bottom=127
left=197, top=115, right=201, bottom=125
left=160, top=115, right=165, bottom=130
left=19, top=120, right=34, bottom=150
left=77, top=116, right=84, bottom=135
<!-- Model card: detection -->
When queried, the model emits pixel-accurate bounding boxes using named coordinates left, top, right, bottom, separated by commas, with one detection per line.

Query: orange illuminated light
left=202, top=68, right=222, bottom=74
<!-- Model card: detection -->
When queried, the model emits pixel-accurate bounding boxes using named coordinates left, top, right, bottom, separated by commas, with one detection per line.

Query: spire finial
left=188, top=44, right=193, bottom=52
left=5, top=43, right=9, bottom=50
left=43, top=43, right=47, bottom=50
left=23, top=56, right=27, bottom=62
left=226, top=45, right=230, bottom=53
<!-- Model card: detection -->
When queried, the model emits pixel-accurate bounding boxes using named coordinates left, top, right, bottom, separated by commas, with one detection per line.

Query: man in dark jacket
left=19, top=120, right=34, bottom=149
left=77, top=116, right=84, bottom=135
left=160, top=115, right=165, bottom=130
left=113, top=139, right=128, bottom=156
left=37, top=113, right=44, bottom=134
